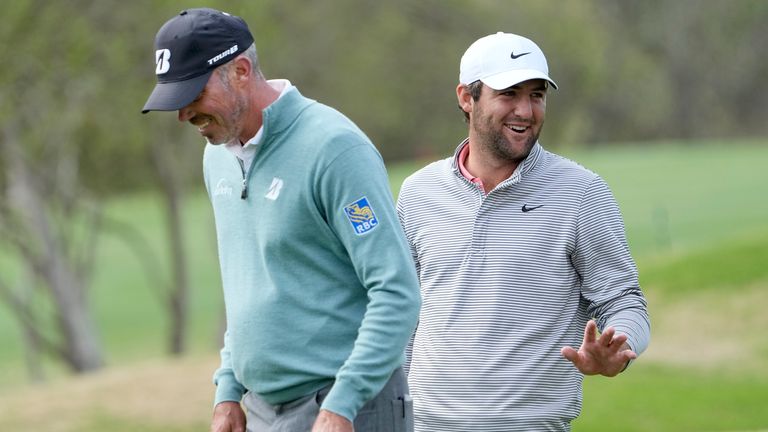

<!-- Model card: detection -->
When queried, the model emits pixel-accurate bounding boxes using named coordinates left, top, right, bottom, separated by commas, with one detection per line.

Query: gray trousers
left=243, top=368, right=413, bottom=432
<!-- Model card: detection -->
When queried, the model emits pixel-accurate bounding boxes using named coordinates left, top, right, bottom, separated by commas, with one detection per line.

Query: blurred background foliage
left=2, top=0, right=766, bottom=194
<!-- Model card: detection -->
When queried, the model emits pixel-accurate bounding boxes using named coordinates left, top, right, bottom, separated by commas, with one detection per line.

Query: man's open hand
left=561, top=320, right=637, bottom=377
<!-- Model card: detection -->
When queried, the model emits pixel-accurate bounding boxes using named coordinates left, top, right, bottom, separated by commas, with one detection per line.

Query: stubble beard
left=204, top=69, right=249, bottom=146
left=476, top=113, right=541, bottom=164
left=204, top=92, right=248, bottom=146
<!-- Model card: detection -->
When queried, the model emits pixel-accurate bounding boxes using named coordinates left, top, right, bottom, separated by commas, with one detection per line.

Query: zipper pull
left=241, top=178, right=248, bottom=199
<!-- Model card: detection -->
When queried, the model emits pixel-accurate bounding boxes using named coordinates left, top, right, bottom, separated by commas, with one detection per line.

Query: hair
left=239, top=43, right=263, bottom=78
left=459, top=80, right=484, bottom=122
left=215, top=43, right=263, bottom=85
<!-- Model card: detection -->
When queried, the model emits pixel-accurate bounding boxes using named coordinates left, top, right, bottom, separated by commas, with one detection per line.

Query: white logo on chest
left=213, top=178, right=232, bottom=197
left=265, top=177, right=284, bottom=200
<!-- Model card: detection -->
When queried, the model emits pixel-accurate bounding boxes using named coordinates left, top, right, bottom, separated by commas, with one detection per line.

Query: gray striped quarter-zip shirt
left=396, top=140, right=650, bottom=432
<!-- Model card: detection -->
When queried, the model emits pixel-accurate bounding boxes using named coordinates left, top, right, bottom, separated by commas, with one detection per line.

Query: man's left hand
left=560, top=319, right=637, bottom=377
left=311, top=409, right=354, bottom=432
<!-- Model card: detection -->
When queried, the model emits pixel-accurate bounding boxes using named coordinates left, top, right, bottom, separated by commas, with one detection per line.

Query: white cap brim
left=481, top=69, right=558, bottom=90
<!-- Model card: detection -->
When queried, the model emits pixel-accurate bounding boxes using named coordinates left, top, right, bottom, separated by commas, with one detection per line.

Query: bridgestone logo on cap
left=208, top=44, right=238, bottom=65
left=155, top=49, right=171, bottom=74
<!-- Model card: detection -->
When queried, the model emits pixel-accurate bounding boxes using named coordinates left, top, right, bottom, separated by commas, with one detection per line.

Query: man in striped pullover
left=396, top=32, right=650, bottom=431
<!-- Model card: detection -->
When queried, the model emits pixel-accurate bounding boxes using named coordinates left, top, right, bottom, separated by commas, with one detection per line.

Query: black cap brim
left=141, top=71, right=213, bottom=114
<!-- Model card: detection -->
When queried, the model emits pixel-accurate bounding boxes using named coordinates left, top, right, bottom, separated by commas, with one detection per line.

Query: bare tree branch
left=0, top=277, right=68, bottom=361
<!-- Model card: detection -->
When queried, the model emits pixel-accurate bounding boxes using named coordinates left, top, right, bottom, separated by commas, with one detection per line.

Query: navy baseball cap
left=142, top=8, right=254, bottom=113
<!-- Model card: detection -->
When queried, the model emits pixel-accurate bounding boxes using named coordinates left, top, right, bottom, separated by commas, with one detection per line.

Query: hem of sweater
left=256, top=378, right=335, bottom=405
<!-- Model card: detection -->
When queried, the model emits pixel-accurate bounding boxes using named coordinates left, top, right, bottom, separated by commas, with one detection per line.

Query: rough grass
left=2, top=253, right=765, bottom=431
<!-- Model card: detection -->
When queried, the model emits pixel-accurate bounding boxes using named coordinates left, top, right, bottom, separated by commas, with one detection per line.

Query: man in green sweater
left=142, top=8, right=420, bottom=432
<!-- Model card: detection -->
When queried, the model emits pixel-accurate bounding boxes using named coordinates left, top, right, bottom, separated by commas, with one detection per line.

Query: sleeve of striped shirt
left=396, top=186, right=418, bottom=375
left=572, top=176, right=651, bottom=357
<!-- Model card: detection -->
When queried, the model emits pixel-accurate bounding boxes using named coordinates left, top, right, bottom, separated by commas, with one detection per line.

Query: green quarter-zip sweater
left=203, top=86, right=420, bottom=421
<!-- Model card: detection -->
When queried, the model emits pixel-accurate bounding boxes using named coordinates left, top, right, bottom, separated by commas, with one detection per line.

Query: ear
left=457, top=84, right=473, bottom=115
left=231, top=56, right=252, bottom=83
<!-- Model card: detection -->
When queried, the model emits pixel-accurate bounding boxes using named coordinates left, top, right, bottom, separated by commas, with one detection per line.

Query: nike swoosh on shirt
left=521, top=204, right=543, bottom=212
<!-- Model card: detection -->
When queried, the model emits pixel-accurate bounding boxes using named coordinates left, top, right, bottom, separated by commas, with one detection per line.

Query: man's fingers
left=561, top=346, right=578, bottom=363
left=598, top=326, right=615, bottom=346
left=610, top=333, right=628, bottom=350
left=566, top=323, right=638, bottom=376
left=584, top=320, right=597, bottom=343
left=622, top=349, right=638, bottom=361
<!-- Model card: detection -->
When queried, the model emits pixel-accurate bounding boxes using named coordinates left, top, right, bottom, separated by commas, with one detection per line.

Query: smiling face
left=177, top=63, right=249, bottom=145
left=461, top=79, right=547, bottom=164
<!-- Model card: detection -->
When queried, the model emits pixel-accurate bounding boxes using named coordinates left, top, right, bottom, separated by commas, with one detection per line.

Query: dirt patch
left=640, top=281, right=768, bottom=373
left=0, top=355, right=218, bottom=431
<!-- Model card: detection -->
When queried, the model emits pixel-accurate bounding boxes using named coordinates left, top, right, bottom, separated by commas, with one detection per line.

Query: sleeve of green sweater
left=212, top=330, right=247, bottom=405
left=315, top=141, right=421, bottom=421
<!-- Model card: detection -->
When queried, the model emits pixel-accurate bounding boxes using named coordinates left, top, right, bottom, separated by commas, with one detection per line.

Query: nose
left=178, top=105, right=195, bottom=123
left=513, top=96, right=533, bottom=119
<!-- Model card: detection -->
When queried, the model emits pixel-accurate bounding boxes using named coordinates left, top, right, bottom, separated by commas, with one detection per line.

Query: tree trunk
left=150, top=136, right=190, bottom=356
left=166, top=187, right=188, bottom=356
left=45, top=247, right=103, bottom=372
left=1, top=125, right=104, bottom=373
left=20, top=270, right=45, bottom=382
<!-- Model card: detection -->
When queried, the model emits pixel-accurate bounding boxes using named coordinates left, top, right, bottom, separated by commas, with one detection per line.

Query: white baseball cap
left=459, top=32, right=558, bottom=90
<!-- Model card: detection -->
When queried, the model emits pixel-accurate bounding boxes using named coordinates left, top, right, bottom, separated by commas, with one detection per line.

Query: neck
left=465, top=142, right=520, bottom=192
left=239, top=78, right=281, bottom=143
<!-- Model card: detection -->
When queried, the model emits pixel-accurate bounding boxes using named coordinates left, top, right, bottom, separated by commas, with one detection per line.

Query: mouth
left=190, top=115, right=213, bottom=133
left=504, top=124, right=529, bottom=134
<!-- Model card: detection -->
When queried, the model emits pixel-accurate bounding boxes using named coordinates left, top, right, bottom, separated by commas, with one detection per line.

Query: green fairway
left=575, top=363, right=768, bottom=431
left=0, top=140, right=767, bottom=430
